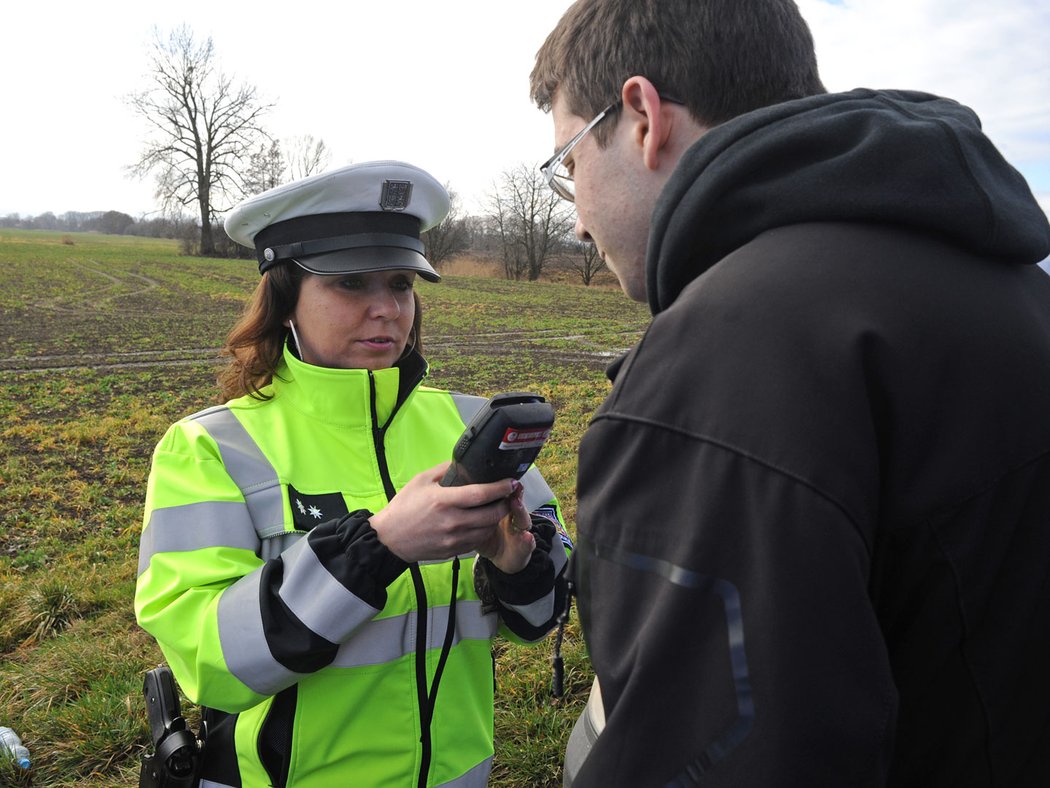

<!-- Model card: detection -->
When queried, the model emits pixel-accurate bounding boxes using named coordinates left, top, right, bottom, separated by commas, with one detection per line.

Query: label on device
left=440, top=392, right=555, bottom=487
left=499, top=427, right=552, bottom=450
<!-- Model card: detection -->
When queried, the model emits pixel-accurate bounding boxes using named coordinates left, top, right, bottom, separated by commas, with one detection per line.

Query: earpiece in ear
left=287, top=320, right=303, bottom=357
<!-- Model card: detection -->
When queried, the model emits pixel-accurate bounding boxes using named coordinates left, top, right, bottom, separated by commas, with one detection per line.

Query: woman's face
left=286, top=269, right=417, bottom=370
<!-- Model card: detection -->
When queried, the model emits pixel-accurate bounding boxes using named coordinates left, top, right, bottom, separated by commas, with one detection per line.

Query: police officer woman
left=135, top=161, right=570, bottom=787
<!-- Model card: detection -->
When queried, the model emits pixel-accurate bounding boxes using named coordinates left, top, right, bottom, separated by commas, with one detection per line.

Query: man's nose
left=575, top=215, right=591, bottom=243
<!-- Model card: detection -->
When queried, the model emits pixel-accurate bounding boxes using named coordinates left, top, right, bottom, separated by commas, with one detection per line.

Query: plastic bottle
left=0, top=726, right=30, bottom=769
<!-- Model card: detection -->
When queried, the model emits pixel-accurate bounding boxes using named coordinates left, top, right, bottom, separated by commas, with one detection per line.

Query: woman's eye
left=338, top=277, right=364, bottom=290
left=392, top=278, right=413, bottom=292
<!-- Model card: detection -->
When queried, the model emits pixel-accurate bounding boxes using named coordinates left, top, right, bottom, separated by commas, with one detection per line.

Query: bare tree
left=486, top=164, right=575, bottom=281
left=127, top=25, right=273, bottom=256
left=285, top=135, right=331, bottom=180
left=565, top=238, right=607, bottom=285
left=422, top=186, right=469, bottom=268
left=243, top=140, right=285, bottom=196
left=460, top=214, right=501, bottom=256
left=243, top=136, right=331, bottom=195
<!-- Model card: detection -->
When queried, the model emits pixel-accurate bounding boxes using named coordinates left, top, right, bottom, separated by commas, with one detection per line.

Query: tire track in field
left=1, top=328, right=643, bottom=373
left=0, top=347, right=222, bottom=373
left=29, top=262, right=160, bottom=314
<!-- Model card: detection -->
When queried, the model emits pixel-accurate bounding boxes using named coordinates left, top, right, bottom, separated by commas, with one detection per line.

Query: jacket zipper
left=410, top=565, right=434, bottom=787
left=368, top=372, right=436, bottom=787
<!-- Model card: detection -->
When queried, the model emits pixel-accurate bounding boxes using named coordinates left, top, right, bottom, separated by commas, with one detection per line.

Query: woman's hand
left=369, top=462, right=524, bottom=564
left=476, top=480, right=535, bottom=574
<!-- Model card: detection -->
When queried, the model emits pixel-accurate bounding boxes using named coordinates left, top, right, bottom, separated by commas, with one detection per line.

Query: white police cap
left=224, top=160, right=449, bottom=281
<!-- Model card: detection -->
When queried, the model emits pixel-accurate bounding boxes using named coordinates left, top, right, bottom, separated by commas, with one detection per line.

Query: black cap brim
left=293, top=246, right=440, bottom=282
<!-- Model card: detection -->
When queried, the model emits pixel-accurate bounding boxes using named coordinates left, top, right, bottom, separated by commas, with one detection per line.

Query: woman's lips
left=358, top=336, right=395, bottom=348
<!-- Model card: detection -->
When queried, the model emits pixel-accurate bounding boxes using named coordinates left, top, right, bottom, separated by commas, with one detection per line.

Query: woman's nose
left=367, top=288, right=401, bottom=318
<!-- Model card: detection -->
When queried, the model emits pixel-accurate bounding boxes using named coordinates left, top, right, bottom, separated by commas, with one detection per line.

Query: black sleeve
left=258, top=510, right=409, bottom=673
left=476, top=513, right=570, bottom=642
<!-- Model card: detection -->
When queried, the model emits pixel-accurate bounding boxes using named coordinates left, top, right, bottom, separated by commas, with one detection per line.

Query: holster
left=139, top=666, right=204, bottom=788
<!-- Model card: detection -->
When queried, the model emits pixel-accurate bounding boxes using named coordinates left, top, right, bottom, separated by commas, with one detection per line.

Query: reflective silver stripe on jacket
left=140, top=407, right=288, bottom=574
left=277, top=535, right=383, bottom=644
left=329, top=599, right=497, bottom=669
left=436, top=756, right=493, bottom=787
left=546, top=519, right=570, bottom=576
left=502, top=592, right=556, bottom=627
left=138, top=501, right=259, bottom=576
left=220, top=563, right=497, bottom=694
left=191, top=407, right=286, bottom=539
left=260, top=532, right=304, bottom=562
left=218, top=568, right=306, bottom=696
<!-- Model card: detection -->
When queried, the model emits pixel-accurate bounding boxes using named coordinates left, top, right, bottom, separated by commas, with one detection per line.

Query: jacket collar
left=271, top=343, right=428, bottom=427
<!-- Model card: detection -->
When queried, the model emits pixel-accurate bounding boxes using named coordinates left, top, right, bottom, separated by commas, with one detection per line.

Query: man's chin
left=615, top=272, right=647, bottom=302
left=604, top=256, right=645, bottom=302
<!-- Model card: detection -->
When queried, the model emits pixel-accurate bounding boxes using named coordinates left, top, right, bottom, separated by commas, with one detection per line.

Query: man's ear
left=621, top=76, right=672, bottom=172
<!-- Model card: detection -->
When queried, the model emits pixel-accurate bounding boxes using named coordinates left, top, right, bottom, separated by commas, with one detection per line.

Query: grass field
left=0, top=229, right=650, bottom=786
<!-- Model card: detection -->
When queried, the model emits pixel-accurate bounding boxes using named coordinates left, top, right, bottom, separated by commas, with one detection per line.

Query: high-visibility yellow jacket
left=135, top=347, right=570, bottom=787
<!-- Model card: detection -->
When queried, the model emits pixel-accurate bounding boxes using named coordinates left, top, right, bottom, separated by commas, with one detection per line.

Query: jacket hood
left=647, top=88, right=1050, bottom=313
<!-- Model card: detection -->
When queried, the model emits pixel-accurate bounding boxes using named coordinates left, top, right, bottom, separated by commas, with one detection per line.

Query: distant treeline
left=3, top=209, right=175, bottom=237
left=0, top=210, right=254, bottom=258
left=2, top=191, right=614, bottom=283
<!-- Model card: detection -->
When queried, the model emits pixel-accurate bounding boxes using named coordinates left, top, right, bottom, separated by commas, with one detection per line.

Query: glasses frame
left=540, top=100, right=622, bottom=203
left=540, top=94, right=685, bottom=203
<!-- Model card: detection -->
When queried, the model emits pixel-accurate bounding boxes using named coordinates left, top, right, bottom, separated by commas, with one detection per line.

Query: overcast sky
left=2, top=0, right=1048, bottom=223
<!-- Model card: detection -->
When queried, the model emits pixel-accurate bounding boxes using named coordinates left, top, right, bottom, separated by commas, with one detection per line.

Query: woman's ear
left=621, top=76, right=673, bottom=172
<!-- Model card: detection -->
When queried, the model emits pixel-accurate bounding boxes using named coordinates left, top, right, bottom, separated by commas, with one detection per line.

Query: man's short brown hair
left=530, top=0, right=826, bottom=143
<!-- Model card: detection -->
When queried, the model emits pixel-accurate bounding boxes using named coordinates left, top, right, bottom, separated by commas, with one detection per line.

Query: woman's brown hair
left=216, top=264, right=424, bottom=401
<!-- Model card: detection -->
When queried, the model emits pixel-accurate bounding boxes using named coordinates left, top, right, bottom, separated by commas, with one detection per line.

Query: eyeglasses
left=540, top=94, right=686, bottom=203
left=540, top=101, right=622, bottom=203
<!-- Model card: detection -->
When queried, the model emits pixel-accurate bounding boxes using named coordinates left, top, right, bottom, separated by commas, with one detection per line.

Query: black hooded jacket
left=573, top=89, right=1050, bottom=787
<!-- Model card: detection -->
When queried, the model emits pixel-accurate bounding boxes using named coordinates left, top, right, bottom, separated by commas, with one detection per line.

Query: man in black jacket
left=530, top=1, right=1050, bottom=785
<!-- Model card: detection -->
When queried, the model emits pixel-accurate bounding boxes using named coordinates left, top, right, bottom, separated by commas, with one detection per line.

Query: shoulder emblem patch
left=288, top=484, right=350, bottom=530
